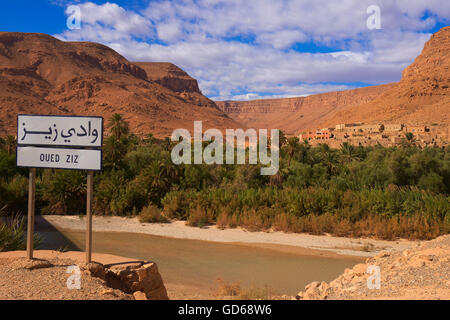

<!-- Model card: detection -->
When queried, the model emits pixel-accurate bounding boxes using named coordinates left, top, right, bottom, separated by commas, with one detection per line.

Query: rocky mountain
left=0, top=32, right=241, bottom=137
left=323, top=26, right=450, bottom=128
left=216, top=84, right=394, bottom=134
left=217, top=26, right=450, bottom=134
left=135, top=62, right=218, bottom=109
left=135, top=62, right=201, bottom=94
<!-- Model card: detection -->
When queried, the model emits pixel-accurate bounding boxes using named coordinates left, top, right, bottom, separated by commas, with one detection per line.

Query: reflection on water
left=39, top=230, right=361, bottom=295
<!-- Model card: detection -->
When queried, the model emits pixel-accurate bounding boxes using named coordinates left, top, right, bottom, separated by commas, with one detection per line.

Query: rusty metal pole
left=26, top=168, right=36, bottom=260
left=86, top=170, right=94, bottom=264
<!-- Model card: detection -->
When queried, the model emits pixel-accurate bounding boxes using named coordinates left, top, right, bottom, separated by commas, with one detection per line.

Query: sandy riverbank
left=38, top=215, right=419, bottom=257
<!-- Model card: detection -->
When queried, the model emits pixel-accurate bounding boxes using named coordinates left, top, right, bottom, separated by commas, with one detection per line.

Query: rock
left=329, top=278, right=342, bottom=289
left=365, top=257, right=376, bottom=264
left=302, top=281, right=321, bottom=300
left=83, top=261, right=168, bottom=300
left=304, top=281, right=320, bottom=291
left=418, top=254, right=437, bottom=262
left=136, top=268, right=147, bottom=282
left=342, top=285, right=358, bottom=292
left=350, top=276, right=364, bottom=285
left=318, top=281, right=329, bottom=292
left=133, top=291, right=147, bottom=300
left=104, top=262, right=168, bottom=300
left=343, top=272, right=355, bottom=282
left=375, top=251, right=391, bottom=259
left=83, top=262, right=105, bottom=278
left=100, top=289, right=116, bottom=297
left=352, top=264, right=367, bottom=276
left=318, top=282, right=330, bottom=300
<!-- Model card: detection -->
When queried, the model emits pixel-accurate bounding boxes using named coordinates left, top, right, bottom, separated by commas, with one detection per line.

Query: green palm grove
left=1, top=114, right=449, bottom=249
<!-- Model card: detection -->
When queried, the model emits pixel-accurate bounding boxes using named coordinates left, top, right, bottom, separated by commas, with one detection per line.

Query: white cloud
left=157, top=20, right=183, bottom=42
left=58, top=2, right=152, bottom=41
left=256, top=30, right=308, bottom=49
left=55, top=0, right=450, bottom=100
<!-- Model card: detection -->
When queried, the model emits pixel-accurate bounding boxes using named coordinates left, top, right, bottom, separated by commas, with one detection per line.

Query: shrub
left=40, top=170, right=86, bottom=214
left=138, top=205, right=169, bottom=223
left=186, top=206, right=215, bottom=227
left=0, top=215, right=41, bottom=251
left=0, top=175, right=28, bottom=214
left=214, top=278, right=241, bottom=297
left=213, top=278, right=274, bottom=300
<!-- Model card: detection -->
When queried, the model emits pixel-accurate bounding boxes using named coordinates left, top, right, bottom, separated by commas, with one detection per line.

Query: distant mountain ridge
left=0, top=32, right=241, bottom=137
left=1, top=27, right=449, bottom=139
left=216, top=84, right=394, bottom=134
left=217, top=26, right=450, bottom=135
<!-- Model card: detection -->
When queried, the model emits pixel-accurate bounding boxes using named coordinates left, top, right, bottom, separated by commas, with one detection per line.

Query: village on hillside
left=298, top=123, right=450, bottom=148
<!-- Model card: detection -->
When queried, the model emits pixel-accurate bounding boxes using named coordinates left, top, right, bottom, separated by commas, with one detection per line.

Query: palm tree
left=404, top=132, right=415, bottom=146
left=278, top=130, right=287, bottom=149
left=107, top=113, right=129, bottom=141
left=317, top=143, right=338, bottom=175
left=138, top=158, right=180, bottom=204
left=340, top=142, right=360, bottom=163
left=285, top=137, right=300, bottom=167
left=302, top=138, right=310, bottom=147
left=103, top=136, right=128, bottom=169
left=5, top=135, right=16, bottom=155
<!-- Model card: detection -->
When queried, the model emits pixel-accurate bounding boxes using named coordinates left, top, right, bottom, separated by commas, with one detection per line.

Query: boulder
left=84, top=262, right=106, bottom=278
left=83, top=261, right=169, bottom=300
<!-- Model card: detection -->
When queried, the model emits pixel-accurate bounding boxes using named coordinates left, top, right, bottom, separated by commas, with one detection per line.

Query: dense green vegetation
left=0, top=211, right=41, bottom=252
left=0, top=114, right=449, bottom=240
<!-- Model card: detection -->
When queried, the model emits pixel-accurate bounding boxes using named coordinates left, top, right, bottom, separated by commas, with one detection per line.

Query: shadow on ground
left=34, top=216, right=80, bottom=251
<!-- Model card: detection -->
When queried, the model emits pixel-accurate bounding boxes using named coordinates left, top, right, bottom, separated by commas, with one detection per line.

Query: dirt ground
left=0, top=250, right=135, bottom=300
left=296, top=235, right=450, bottom=300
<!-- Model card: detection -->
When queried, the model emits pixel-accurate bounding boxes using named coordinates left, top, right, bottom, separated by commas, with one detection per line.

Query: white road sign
left=18, top=115, right=103, bottom=148
left=17, top=146, right=102, bottom=171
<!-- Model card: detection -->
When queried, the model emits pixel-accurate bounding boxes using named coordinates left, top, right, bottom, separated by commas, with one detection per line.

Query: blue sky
left=1, top=0, right=449, bottom=100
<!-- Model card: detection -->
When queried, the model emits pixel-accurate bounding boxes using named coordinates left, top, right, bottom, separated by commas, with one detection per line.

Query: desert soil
left=296, top=235, right=450, bottom=300
left=0, top=250, right=133, bottom=300
left=39, top=215, right=418, bottom=258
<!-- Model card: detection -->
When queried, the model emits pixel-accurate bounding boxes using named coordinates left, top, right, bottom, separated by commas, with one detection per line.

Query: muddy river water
left=38, top=229, right=362, bottom=295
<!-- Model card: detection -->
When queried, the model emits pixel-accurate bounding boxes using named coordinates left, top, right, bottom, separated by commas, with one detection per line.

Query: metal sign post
left=17, top=114, right=103, bottom=263
left=86, top=171, right=93, bottom=263
left=26, top=168, right=36, bottom=260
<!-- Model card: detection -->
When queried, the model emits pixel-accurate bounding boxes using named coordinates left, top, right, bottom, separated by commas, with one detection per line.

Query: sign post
left=17, top=115, right=103, bottom=263
left=26, top=168, right=36, bottom=260
left=86, top=171, right=93, bottom=263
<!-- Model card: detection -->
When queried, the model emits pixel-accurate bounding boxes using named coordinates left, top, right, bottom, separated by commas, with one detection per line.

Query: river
left=37, top=228, right=362, bottom=296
